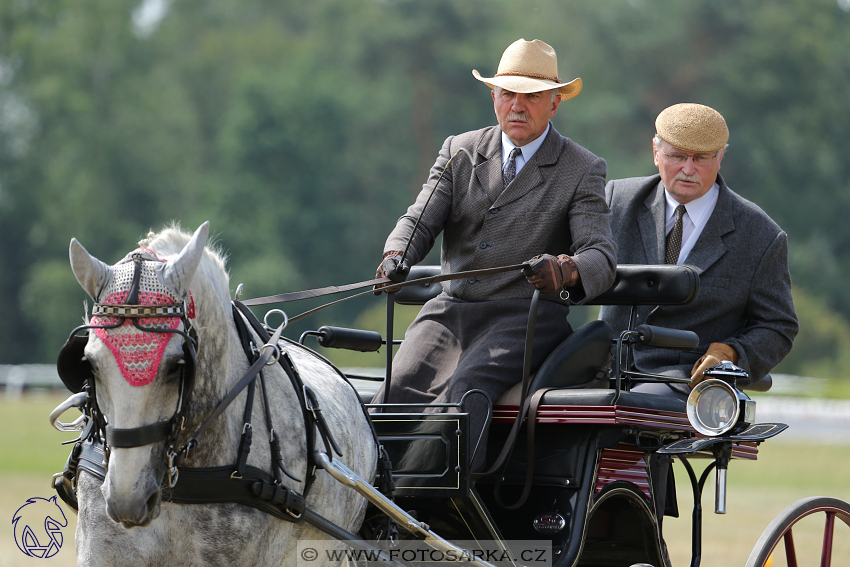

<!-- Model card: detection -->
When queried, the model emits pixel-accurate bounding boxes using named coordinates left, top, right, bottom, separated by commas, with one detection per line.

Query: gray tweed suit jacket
left=599, top=174, right=799, bottom=387
left=385, top=124, right=616, bottom=304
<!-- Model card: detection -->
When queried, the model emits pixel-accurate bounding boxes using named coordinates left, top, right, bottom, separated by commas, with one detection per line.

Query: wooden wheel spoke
left=783, top=528, right=796, bottom=567
left=820, top=511, right=835, bottom=567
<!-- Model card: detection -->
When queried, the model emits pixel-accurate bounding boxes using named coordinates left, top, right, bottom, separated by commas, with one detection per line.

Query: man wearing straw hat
left=372, top=39, right=616, bottom=466
left=600, top=103, right=798, bottom=398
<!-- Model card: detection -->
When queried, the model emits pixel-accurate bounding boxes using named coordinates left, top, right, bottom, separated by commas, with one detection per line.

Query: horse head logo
left=12, top=496, right=68, bottom=558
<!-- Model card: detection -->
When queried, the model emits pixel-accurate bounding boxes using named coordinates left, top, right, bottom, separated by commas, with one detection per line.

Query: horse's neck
left=179, top=301, right=245, bottom=465
left=181, top=307, right=305, bottom=472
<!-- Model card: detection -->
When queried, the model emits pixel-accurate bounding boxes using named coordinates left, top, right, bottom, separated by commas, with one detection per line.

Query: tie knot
left=675, top=204, right=687, bottom=220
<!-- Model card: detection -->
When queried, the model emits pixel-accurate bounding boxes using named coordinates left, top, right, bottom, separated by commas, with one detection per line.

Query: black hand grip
left=635, top=324, right=699, bottom=351
left=317, top=326, right=384, bottom=352
left=522, top=257, right=547, bottom=277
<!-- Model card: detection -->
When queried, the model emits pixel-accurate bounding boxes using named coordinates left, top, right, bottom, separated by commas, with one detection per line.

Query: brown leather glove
left=525, top=254, right=580, bottom=294
left=690, top=342, right=739, bottom=387
left=373, top=250, right=409, bottom=294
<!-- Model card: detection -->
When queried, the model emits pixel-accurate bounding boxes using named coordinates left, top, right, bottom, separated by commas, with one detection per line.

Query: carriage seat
left=494, top=264, right=699, bottom=409
left=496, top=319, right=613, bottom=405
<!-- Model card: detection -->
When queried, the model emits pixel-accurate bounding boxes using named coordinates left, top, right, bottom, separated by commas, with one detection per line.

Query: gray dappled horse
left=68, top=222, right=377, bottom=566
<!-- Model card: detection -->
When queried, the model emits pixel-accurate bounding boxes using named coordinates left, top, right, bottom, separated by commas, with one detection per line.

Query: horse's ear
left=70, top=238, right=113, bottom=301
left=160, top=221, right=210, bottom=297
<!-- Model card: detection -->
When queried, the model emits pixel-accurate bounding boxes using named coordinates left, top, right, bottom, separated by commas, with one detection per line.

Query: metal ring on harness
left=259, top=343, right=281, bottom=366
left=263, top=309, right=289, bottom=332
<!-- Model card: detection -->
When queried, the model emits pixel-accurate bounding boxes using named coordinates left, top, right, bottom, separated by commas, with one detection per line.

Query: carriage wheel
left=745, top=496, right=850, bottom=567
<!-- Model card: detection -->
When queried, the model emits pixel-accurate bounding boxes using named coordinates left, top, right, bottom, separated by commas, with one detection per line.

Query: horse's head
left=67, top=222, right=217, bottom=528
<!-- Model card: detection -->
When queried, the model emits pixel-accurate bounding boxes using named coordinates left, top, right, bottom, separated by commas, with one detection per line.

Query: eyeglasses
left=660, top=149, right=719, bottom=166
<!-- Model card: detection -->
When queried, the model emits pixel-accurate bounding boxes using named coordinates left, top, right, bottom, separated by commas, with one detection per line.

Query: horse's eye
left=164, top=358, right=185, bottom=380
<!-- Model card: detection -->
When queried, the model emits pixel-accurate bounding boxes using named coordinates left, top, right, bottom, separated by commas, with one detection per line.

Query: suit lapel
left=684, top=175, right=734, bottom=273
left=474, top=129, right=505, bottom=205
left=638, top=180, right=666, bottom=264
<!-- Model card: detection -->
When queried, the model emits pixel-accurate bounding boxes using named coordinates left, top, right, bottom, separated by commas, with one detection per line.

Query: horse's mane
left=138, top=222, right=228, bottom=274
left=137, top=222, right=231, bottom=331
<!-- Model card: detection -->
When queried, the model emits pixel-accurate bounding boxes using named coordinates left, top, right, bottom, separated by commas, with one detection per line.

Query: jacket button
left=479, top=242, right=488, bottom=249
left=468, top=277, right=476, bottom=284
left=490, top=207, right=500, bottom=214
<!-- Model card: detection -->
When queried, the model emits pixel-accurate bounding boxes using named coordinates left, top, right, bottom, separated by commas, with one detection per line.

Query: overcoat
left=375, top=125, right=616, bottom=448
left=599, top=174, right=798, bottom=391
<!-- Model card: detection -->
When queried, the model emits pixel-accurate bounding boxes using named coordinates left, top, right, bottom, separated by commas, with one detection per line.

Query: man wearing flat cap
left=372, top=39, right=616, bottom=463
left=601, top=103, right=799, bottom=397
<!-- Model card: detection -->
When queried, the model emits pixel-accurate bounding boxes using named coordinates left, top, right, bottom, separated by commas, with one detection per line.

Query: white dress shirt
left=664, top=183, right=720, bottom=264
left=501, top=123, right=551, bottom=177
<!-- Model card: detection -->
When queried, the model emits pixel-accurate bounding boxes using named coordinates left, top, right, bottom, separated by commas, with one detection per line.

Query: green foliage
left=774, top=287, right=850, bottom=380
left=1, top=0, right=849, bottom=383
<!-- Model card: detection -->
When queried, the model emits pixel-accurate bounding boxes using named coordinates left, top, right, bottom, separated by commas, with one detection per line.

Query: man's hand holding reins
left=525, top=253, right=580, bottom=294
left=373, top=251, right=410, bottom=294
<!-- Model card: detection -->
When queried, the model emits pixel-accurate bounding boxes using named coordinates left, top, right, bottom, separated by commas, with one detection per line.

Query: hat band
left=494, top=71, right=560, bottom=83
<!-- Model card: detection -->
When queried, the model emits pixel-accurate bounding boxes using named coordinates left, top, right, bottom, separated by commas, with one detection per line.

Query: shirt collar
left=501, top=123, right=550, bottom=165
left=664, top=182, right=720, bottom=224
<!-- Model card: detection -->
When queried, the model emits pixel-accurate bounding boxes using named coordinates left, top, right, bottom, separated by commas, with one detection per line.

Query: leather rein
left=241, top=262, right=534, bottom=319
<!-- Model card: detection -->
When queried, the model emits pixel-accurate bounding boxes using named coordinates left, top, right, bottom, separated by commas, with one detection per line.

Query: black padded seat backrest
left=394, top=265, right=443, bottom=305
left=587, top=264, right=699, bottom=306
left=395, top=263, right=699, bottom=307
left=496, top=320, right=613, bottom=405
left=533, top=320, right=613, bottom=390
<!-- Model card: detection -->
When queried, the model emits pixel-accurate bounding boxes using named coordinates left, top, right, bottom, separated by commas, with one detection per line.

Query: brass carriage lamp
left=686, top=361, right=756, bottom=437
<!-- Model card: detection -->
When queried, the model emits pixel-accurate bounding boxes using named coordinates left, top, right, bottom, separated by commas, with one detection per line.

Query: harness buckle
left=166, top=447, right=179, bottom=488
left=303, top=386, right=321, bottom=420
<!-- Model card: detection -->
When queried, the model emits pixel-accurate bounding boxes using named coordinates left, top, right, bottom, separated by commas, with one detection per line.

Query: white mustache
left=506, top=112, right=529, bottom=121
left=675, top=172, right=701, bottom=183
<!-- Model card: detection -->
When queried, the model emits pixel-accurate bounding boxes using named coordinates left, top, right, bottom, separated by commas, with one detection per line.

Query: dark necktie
left=665, top=204, right=687, bottom=264
left=502, top=147, right=522, bottom=186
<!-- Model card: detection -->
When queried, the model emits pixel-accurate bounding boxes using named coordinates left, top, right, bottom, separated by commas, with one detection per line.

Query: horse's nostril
left=145, top=491, right=160, bottom=515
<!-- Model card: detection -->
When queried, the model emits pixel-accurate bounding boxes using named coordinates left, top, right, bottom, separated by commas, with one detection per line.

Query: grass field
left=3, top=392, right=849, bottom=567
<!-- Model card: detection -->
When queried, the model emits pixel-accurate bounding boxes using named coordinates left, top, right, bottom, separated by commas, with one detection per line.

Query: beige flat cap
left=655, top=103, right=729, bottom=152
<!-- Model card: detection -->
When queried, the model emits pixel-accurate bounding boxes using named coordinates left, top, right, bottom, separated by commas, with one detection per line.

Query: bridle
left=56, top=252, right=199, bottom=482
left=54, top=251, right=346, bottom=521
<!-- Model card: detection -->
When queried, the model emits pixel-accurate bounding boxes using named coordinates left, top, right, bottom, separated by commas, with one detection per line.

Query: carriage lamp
left=687, top=377, right=755, bottom=436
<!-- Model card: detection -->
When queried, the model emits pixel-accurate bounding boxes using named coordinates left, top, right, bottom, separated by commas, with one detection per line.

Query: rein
left=242, top=262, right=533, bottom=324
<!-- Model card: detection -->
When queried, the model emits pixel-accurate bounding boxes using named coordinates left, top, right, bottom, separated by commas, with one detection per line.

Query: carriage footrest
left=370, top=412, right=470, bottom=497
left=658, top=422, right=788, bottom=455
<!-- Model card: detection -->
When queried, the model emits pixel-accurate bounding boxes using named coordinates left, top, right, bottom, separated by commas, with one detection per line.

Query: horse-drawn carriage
left=49, top=222, right=850, bottom=566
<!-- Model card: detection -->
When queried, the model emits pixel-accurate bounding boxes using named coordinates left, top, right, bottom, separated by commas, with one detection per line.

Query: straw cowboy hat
left=473, top=39, right=582, bottom=101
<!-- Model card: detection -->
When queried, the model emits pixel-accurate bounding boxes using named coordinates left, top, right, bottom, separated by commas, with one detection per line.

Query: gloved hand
left=690, top=342, right=739, bottom=387
left=373, top=251, right=410, bottom=294
left=525, top=254, right=580, bottom=294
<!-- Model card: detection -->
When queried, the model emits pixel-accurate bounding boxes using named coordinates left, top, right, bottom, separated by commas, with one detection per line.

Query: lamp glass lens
left=696, top=387, right=737, bottom=432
